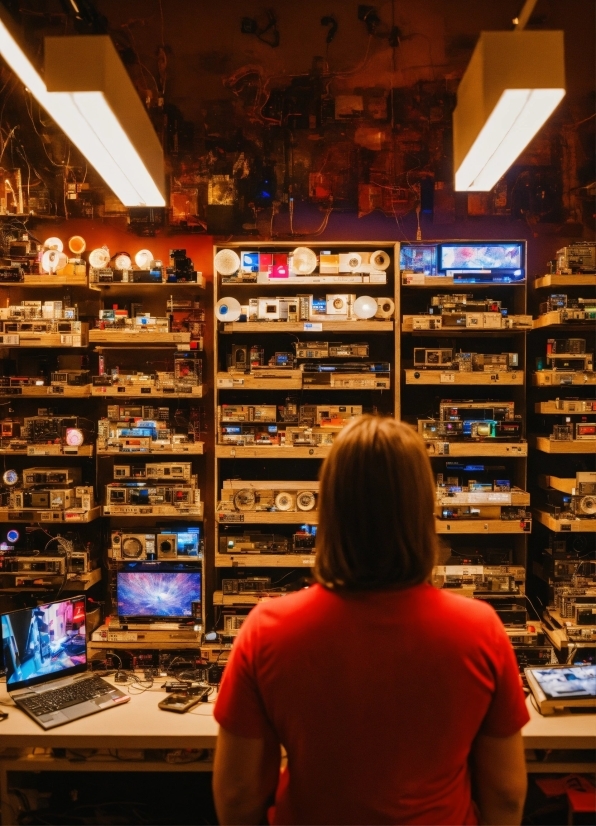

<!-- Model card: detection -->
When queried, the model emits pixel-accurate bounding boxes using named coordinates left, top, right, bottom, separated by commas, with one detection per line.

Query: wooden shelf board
left=222, top=275, right=387, bottom=286
left=1, top=335, right=88, bottom=348
left=0, top=385, right=92, bottom=398
left=404, top=369, right=523, bottom=385
left=215, top=553, right=316, bottom=568
left=424, top=441, right=528, bottom=457
left=0, top=445, right=94, bottom=457
left=0, top=506, right=101, bottom=523
left=102, top=506, right=204, bottom=518
left=213, top=591, right=287, bottom=606
left=217, top=511, right=318, bottom=525
left=88, top=640, right=203, bottom=650
left=538, top=475, right=575, bottom=494
left=20, top=276, right=87, bottom=287
left=89, top=332, right=191, bottom=344
left=534, top=275, right=596, bottom=289
left=89, top=276, right=205, bottom=290
left=531, top=436, right=596, bottom=454
left=220, top=321, right=393, bottom=333
left=91, top=386, right=203, bottom=398
left=533, top=509, right=596, bottom=532
left=436, top=520, right=530, bottom=534
left=217, top=372, right=302, bottom=390
left=98, top=443, right=204, bottom=455
left=533, top=311, right=596, bottom=329
left=0, top=567, right=102, bottom=592
left=401, top=275, right=525, bottom=288
left=532, top=371, right=596, bottom=386
left=535, top=401, right=596, bottom=414
left=402, top=327, right=519, bottom=337
left=436, top=490, right=530, bottom=507
left=216, top=444, right=330, bottom=458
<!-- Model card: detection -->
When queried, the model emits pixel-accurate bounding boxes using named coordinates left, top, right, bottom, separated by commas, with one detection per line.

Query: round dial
left=2, top=469, right=19, bottom=486
left=122, top=537, right=144, bottom=558
left=65, top=428, right=84, bottom=447
left=89, top=247, right=110, bottom=269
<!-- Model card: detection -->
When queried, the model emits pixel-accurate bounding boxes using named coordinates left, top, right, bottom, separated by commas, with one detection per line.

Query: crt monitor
left=116, top=570, right=201, bottom=621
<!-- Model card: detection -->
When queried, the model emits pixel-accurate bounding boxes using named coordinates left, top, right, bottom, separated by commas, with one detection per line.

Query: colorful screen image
left=1, top=597, right=87, bottom=688
left=117, top=571, right=201, bottom=618
left=531, top=665, right=596, bottom=700
left=163, top=528, right=201, bottom=558
left=439, top=244, right=522, bottom=271
left=399, top=245, right=437, bottom=275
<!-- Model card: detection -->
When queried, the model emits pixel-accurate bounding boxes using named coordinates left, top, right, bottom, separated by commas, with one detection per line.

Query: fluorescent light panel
left=0, top=19, right=165, bottom=206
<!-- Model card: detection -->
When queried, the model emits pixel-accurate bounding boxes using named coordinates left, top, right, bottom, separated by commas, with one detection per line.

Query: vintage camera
left=222, top=577, right=271, bottom=594
left=413, top=348, right=453, bottom=369
left=22, top=467, right=82, bottom=488
left=110, top=532, right=156, bottom=559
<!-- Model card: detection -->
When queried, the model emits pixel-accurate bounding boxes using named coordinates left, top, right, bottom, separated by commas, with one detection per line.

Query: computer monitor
left=116, top=570, right=201, bottom=621
left=1, top=595, right=87, bottom=691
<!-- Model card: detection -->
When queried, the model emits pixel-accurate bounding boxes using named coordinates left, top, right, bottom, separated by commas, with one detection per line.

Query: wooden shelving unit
left=423, top=441, right=528, bottom=457
left=530, top=436, right=596, bottom=454
left=220, top=320, right=393, bottom=334
left=533, top=509, right=596, bottom=532
left=404, top=370, right=524, bottom=385
left=532, top=371, right=596, bottom=386
left=89, top=331, right=191, bottom=344
left=533, top=274, right=596, bottom=289
left=215, top=445, right=331, bottom=459
left=216, top=511, right=318, bottom=525
left=214, top=553, right=316, bottom=568
left=435, top=520, right=531, bottom=534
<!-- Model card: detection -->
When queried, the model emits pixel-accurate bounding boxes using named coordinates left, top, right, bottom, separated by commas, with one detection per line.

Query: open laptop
left=525, top=664, right=596, bottom=715
left=1, top=595, right=129, bottom=729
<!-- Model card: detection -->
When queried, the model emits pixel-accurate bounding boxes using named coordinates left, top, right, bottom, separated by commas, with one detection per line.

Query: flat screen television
left=116, top=570, right=201, bottom=621
left=400, top=242, right=525, bottom=283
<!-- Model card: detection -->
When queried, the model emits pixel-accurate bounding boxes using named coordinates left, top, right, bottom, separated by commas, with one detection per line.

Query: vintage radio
left=219, top=405, right=278, bottom=423
left=547, top=353, right=594, bottom=371
left=571, top=495, right=596, bottom=518
left=551, top=424, right=574, bottom=440
left=418, top=419, right=463, bottom=440
left=299, top=405, right=362, bottom=425
left=429, top=294, right=502, bottom=313
left=504, top=315, right=533, bottom=329
left=22, top=467, right=82, bottom=488
left=223, top=614, right=248, bottom=633
left=6, top=556, right=66, bottom=574
left=50, top=370, right=91, bottom=386
left=412, top=316, right=442, bottom=330
left=110, top=532, right=156, bottom=559
left=222, top=577, right=271, bottom=594
left=556, top=243, right=596, bottom=273
left=22, top=416, right=90, bottom=444
left=555, top=588, right=596, bottom=618
left=219, top=481, right=318, bottom=514
left=294, top=342, right=329, bottom=359
left=284, top=426, right=338, bottom=447
left=106, top=405, right=169, bottom=421
left=300, top=361, right=389, bottom=373
left=547, top=338, right=587, bottom=355
left=67, top=551, right=92, bottom=574
left=106, top=483, right=198, bottom=506
left=576, top=473, right=596, bottom=495
left=471, top=354, right=512, bottom=372
left=439, top=505, right=503, bottom=520
left=219, top=534, right=290, bottom=554
left=413, top=349, right=453, bottom=369
left=11, top=489, right=74, bottom=509
left=145, top=462, right=192, bottom=481
left=218, top=424, right=280, bottom=446
left=576, top=422, right=596, bottom=440
left=108, top=437, right=153, bottom=451
left=439, top=401, right=516, bottom=421
left=328, top=342, right=369, bottom=357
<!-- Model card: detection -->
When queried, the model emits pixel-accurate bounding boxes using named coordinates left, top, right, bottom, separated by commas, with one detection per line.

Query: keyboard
left=18, top=677, right=115, bottom=716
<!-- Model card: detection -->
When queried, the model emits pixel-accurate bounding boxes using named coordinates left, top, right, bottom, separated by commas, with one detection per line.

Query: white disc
left=370, top=250, right=390, bottom=270
left=114, top=253, right=132, bottom=270
left=215, top=248, right=240, bottom=276
left=374, top=297, right=395, bottom=319
left=353, top=295, right=378, bottom=319
left=296, top=490, right=316, bottom=511
left=135, top=249, right=154, bottom=269
left=215, top=297, right=242, bottom=321
left=346, top=253, right=362, bottom=271
left=275, top=492, right=293, bottom=511
left=44, top=236, right=63, bottom=252
left=68, top=235, right=86, bottom=255
left=291, top=246, right=317, bottom=275
left=41, top=249, right=61, bottom=273
left=89, top=247, right=110, bottom=269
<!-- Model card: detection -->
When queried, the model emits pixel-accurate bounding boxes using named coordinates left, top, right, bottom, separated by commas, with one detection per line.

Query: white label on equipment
left=304, top=323, right=323, bottom=331
left=441, top=373, right=455, bottom=383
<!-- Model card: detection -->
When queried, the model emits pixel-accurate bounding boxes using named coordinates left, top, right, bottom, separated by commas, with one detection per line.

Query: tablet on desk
left=525, top=664, right=596, bottom=715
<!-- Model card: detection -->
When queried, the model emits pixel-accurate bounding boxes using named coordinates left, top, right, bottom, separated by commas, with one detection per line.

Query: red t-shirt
left=214, top=582, right=530, bottom=825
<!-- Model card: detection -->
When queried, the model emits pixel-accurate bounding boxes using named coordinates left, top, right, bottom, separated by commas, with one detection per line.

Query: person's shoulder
left=250, top=583, right=325, bottom=622
left=429, top=586, right=502, bottom=626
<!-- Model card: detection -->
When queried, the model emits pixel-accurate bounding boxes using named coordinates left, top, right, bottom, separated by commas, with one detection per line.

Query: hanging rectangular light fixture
left=453, top=30, right=565, bottom=192
left=0, top=16, right=165, bottom=207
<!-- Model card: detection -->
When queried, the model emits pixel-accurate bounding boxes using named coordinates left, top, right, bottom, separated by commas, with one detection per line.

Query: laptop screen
left=530, top=665, right=596, bottom=701
left=1, top=595, right=87, bottom=692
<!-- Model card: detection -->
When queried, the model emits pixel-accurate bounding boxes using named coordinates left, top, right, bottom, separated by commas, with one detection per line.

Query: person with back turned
left=213, top=416, right=529, bottom=825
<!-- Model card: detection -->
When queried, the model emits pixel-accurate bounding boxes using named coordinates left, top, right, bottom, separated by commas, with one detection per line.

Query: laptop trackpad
left=40, top=711, right=68, bottom=723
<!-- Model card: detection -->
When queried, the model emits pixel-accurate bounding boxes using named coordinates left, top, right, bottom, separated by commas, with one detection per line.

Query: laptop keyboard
left=19, top=676, right=115, bottom=716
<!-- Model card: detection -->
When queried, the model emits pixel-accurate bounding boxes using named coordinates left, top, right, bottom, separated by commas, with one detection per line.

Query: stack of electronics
left=537, top=294, right=596, bottom=324
left=104, top=461, right=202, bottom=517
left=91, top=356, right=202, bottom=396
left=403, top=293, right=532, bottom=331
left=217, top=403, right=363, bottom=448
left=98, top=405, right=203, bottom=453
left=400, top=242, right=525, bottom=284
left=215, top=246, right=390, bottom=284
left=167, top=296, right=205, bottom=348
left=0, top=414, right=93, bottom=454
left=88, top=248, right=201, bottom=284
left=217, top=480, right=318, bottom=521
left=417, top=401, right=524, bottom=444
left=535, top=337, right=596, bottom=389
left=1, top=465, right=95, bottom=523
left=542, top=553, right=596, bottom=648
left=546, top=472, right=596, bottom=522
left=0, top=525, right=97, bottom=589
left=93, top=308, right=180, bottom=336
left=215, top=293, right=394, bottom=324
left=219, top=526, right=317, bottom=555
left=435, top=468, right=531, bottom=525
left=0, top=301, right=87, bottom=346
left=412, top=349, right=519, bottom=372
left=553, top=242, right=596, bottom=274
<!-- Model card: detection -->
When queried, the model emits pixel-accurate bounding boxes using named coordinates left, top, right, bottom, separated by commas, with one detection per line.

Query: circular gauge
left=374, top=297, right=395, bottom=319
left=332, top=297, right=346, bottom=311
left=88, top=247, right=110, bottom=269
left=135, top=249, right=154, bottom=269
left=6, top=528, right=20, bottom=544
left=291, top=246, right=317, bottom=275
left=296, top=490, right=316, bottom=511
left=114, top=253, right=132, bottom=270
left=580, top=496, right=596, bottom=516
left=370, top=250, right=390, bottom=270
left=64, top=428, right=84, bottom=447
left=345, top=253, right=362, bottom=271
left=274, top=491, right=293, bottom=511
left=44, top=236, right=63, bottom=252
left=41, top=249, right=61, bottom=273
left=2, top=469, right=19, bottom=486
left=353, top=295, right=378, bottom=319
left=215, top=297, right=242, bottom=322
left=68, top=236, right=86, bottom=255
left=214, top=248, right=240, bottom=276
left=122, top=537, right=144, bottom=558
left=233, top=489, right=256, bottom=511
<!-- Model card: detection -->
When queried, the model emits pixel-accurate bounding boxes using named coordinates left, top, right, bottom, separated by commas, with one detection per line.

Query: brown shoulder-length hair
left=314, top=415, right=438, bottom=590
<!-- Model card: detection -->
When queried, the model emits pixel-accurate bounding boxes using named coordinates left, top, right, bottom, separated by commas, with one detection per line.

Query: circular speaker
left=353, top=295, right=378, bottom=319
left=122, top=537, right=144, bottom=558
left=114, top=253, right=132, bottom=271
left=275, top=492, right=293, bottom=511
left=234, top=489, right=256, bottom=511
left=370, top=250, right=390, bottom=270
left=345, top=253, right=362, bottom=271
left=88, top=247, right=111, bottom=269
left=68, top=235, right=86, bottom=255
left=135, top=249, right=154, bottom=269
left=332, top=296, right=347, bottom=311
left=374, top=297, right=395, bottom=319
left=579, top=496, right=596, bottom=516
left=296, top=490, right=316, bottom=511
left=41, top=249, right=61, bottom=273
left=215, top=248, right=240, bottom=276
left=215, top=296, right=242, bottom=322
left=44, top=236, right=63, bottom=252
left=291, top=246, right=317, bottom=275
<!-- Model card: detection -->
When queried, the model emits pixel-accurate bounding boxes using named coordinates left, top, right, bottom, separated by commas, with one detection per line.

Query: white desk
left=0, top=686, right=594, bottom=824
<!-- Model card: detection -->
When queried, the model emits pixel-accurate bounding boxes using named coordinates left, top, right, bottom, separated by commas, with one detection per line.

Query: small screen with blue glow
left=117, top=572, right=201, bottom=619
